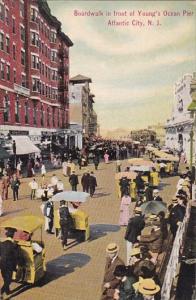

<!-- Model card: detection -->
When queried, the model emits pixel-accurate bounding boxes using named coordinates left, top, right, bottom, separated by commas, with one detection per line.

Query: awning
left=11, top=136, right=40, bottom=155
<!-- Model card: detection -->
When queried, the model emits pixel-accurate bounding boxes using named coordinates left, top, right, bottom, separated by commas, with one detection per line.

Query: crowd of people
left=0, top=138, right=193, bottom=300
left=101, top=163, right=192, bottom=300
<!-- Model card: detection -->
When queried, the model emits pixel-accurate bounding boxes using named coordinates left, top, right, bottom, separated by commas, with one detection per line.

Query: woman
left=113, top=265, right=136, bottom=300
left=104, top=152, right=109, bottom=164
left=119, top=193, right=131, bottom=226
left=157, top=211, right=168, bottom=241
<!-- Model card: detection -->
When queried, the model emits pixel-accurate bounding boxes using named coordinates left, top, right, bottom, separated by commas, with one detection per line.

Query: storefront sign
left=9, top=130, right=29, bottom=135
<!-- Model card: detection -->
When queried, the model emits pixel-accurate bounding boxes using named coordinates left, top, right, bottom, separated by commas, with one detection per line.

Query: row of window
left=32, top=78, right=58, bottom=100
left=30, top=7, right=57, bottom=43
left=3, top=95, right=62, bottom=127
left=0, top=3, right=57, bottom=42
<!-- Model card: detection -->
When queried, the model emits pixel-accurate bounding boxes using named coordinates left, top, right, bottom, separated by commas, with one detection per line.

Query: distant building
left=0, top=0, right=73, bottom=147
left=69, top=74, right=98, bottom=146
left=148, top=123, right=165, bottom=146
left=129, top=129, right=156, bottom=144
left=165, top=73, right=196, bottom=163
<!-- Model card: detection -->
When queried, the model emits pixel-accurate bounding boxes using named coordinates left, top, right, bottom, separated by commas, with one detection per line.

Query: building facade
left=69, top=74, right=98, bottom=147
left=0, top=0, right=73, bottom=145
left=148, top=123, right=165, bottom=146
left=165, top=73, right=196, bottom=163
left=129, top=129, right=156, bottom=144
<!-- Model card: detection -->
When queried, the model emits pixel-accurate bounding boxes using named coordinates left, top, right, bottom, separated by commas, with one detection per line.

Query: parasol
left=52, top=191, right=90, bottom=203
left=140, top=201, right=167, bottom=215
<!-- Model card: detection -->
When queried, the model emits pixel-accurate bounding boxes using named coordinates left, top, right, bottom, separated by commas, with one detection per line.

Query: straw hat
left=134, top=206, right=142, bottom=213
left=130, top=247, right=141, bottom=257
left=172, top=197, right=178, bottom=203
left=106, top=243, right=119, bottom=253
left=138, top=278, right=160, bottom=295
left=148, top=214, right=158, bottom=221
left=141, top=226, right=153, bottom=236
left=153, top=189, right=159, bottom=194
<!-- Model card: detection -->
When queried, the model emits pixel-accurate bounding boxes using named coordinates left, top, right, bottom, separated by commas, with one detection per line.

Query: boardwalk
left=0, top=160, right=178, bottom=300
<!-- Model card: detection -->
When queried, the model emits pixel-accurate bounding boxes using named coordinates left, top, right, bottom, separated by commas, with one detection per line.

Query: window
left=32, top=78, right=40, bottom=92
left=38, top=39, right=41, bottom=51
left=45, top=85, right=48, bottom=97
left=30, top=8, right=38, bottom=22
left=21, top=74, right=26, bottom=87
left=33, top=102, right=37, bottom=125
left=42, top=63, right=44, bottom=75
left=57, top=109, right=60, bottom=127
left=0, top=62, right=4, bottom=79
left=13, top=44, right=16, bottom=59
left=31, top=32, right=39, bottom=47
left=0, top=33, right=4, bottom=50
left=24, top=102, right=29, bottom=124
left=42, top=83, right=45, bottom=95
left=51, top=70, right=55, bottom=80
left=51, top=50, right=57, bottom=62
left=14, top=98, right=20, bottom=122
left=0, top=3, right=4, bottom=21
left=21, top=50, right=25, bottom=65
left=47, top=107, right=50, bottom=126
left=5, top=37, right=10, bottom=53
left=31, top=55, right=39, bottom=69
left=50, top=31, right=56, bottom=43
left=52, top=108, right=55, bottom=127
left=45, top=66, right=48, bottom=78
left=3, top=96, right=9, bottom=122
left=20, top=1, right=24, bottom=18
left=5, top=8, right=9, bottom=25
left=15, top=96, right=20, bottom=123
left=6, top=65, right=10, bottom=81
left=20, top=26, right=25, bottom=42
left=12, top=17, right=15, bottom=33
left=45, top=45, right=47, bottom=57
left=13, top=69, right=16, bottom=83
left=41, top=42, right=44, bottom=54
left=40, top=104, right=44, bottom=126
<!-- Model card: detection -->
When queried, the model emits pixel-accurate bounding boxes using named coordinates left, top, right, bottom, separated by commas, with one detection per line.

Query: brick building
left=0, top=0, right=73, bottom=146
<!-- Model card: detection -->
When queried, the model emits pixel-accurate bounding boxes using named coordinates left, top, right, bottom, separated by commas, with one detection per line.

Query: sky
left=47, top=0, right=196, bottom=135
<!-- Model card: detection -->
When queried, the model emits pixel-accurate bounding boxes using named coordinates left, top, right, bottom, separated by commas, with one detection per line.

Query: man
left=135, top=173, right=145, bottom=194
left=133, top=278, right=160, bottom=300
left=59, top=200, right=73, bottom=250
left=101, top=243, right=124, bottom=300
left=168, top=195, right=186, bottom=238
left=10, top=174, right=20, bottom=201
left=45, top=198, right=54, bottom=234
left=28, top=177, right=38, bottom=200
left=93, top=155, right=100, bottom=170
left=152, top=189, right=163, bottom=202
left=119, top=176, right=130, bottom=197
left=124, top=207, right=145, bottom=265
left=81, top=172, right=90, bottom=193
left=69, top=171, right=79, bottom=191
left=144, top=183, right=153, bottom=202
left=1, top=173, right=10, bottom=200
left=0, top=228, right=19, bottom=298
left=89, top=171, right=97, bottom=197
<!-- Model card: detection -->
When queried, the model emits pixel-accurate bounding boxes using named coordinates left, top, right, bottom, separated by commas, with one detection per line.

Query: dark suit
left=89, top=175, right=97, bottom=197
left=125, top=215, right=145, bottom=243
left=101, top=256, right=125, bottom=300
left=69, top=174, right=79, bottom=191
left=0, top=239, right=19, bottom=295
left=168, top=204, right=186, bottom=237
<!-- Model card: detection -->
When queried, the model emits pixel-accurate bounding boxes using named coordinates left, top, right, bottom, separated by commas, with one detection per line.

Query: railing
left=161, top=202, right=192, bottom=300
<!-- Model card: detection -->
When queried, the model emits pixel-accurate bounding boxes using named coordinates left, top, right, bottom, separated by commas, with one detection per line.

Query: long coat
left=125, top=216, right=145, bottom=243
left=101, top=256, right=125, bottom=300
